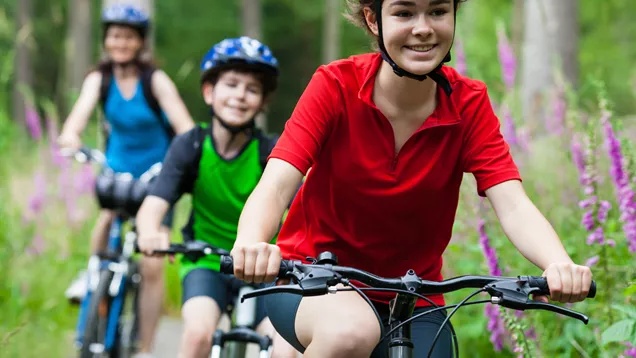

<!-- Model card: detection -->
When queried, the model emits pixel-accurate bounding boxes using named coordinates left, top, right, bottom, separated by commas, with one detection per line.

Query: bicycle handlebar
left=218, top=253, right=596, bottom=324
left=136, top=240, right=230, bottom=263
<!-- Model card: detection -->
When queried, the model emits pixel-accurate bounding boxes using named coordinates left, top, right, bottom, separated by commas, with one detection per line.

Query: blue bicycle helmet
left=101, top=4, right=150, bottom=37
left=200, top=36, right=279, bottom=93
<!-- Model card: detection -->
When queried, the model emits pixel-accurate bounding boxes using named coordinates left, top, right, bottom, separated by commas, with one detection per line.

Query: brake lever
left=485, top=280, right=590, bottom=324
left=518, top=301, right=589, bottom=324
left=241, top=265, right=344, bottom=302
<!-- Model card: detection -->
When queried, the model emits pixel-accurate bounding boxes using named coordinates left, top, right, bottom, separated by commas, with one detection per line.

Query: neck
left=375, top=61, right=437, bottom=111
left=212, top=117, right=251, bottom=156
left=112, top=62, right=139, bottom=79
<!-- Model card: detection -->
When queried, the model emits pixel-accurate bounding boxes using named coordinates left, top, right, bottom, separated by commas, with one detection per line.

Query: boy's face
left=203, top=70, right=265, bottom=126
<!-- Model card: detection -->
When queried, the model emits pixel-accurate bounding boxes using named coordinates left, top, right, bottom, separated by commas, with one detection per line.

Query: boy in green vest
left=136, top=36, right=298, bottom=358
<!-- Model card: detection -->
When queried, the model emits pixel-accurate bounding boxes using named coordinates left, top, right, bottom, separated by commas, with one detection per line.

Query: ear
left=201, top=82, right=215, bottom=106
left=363, top=6, right=380, bottom=36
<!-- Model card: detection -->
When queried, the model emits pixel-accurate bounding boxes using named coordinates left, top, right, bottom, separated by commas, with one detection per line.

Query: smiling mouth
left=405, top=44, right=436, bottom=52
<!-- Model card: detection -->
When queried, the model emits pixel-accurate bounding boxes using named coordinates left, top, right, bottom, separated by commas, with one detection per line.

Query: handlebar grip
left=528, top=277, right=597, bottom=298
left=219, top=255, right=295, bottom=277
left=220, top=255, right=234, bottom=274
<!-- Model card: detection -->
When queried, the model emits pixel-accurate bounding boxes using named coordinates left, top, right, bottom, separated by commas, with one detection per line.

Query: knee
left=182, top=324, right=213, bottom=352
left=311, top=322, right=379, bottom=357
left=141, top=257, right=165, bottom=282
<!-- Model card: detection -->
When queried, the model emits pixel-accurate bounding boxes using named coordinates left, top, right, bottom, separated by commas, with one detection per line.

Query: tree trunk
left=521, top=0, right=578, bottom=133
left=241, top=0, right=267, bottom=131
left=241, top=0, right=262, bottom=40
left=322, top=0, right=340, bottom=64
left=66, top=0, right=92, bottom=99
left=13, top=0, right=34, bottom=124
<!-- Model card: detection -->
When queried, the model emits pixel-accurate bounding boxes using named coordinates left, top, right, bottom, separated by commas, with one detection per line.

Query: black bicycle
left=151, top=241, right=273, bottom=358
left=219, top=252, right=596, bottom=358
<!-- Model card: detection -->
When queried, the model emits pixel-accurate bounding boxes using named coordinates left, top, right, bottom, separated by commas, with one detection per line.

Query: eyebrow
left=388, top=0, right=451, bottom=7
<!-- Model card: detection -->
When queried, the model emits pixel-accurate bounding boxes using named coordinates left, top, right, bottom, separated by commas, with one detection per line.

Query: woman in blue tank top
left=57, top=4, right=194, bottom=357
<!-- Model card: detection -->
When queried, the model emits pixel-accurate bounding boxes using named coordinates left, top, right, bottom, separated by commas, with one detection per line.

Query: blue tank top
left=104, top=78, right=171, bottom=178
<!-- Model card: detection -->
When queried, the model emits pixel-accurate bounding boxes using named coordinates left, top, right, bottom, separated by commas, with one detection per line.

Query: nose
left=235, top=84, right=248, bottom=100
left=411, top=14, right=433, bottom=37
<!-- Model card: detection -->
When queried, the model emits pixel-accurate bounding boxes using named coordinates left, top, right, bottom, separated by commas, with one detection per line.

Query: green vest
left=178, top=133, right=275, bottom=279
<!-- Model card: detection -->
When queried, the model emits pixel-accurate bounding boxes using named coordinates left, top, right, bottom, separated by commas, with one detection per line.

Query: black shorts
left=264, top=290, right=454, bottom=357
left=181, top=268, right=267, bottom=328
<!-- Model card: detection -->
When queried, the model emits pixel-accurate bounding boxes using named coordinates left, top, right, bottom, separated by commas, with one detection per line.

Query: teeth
left=409, top=45, right=434, bottom=52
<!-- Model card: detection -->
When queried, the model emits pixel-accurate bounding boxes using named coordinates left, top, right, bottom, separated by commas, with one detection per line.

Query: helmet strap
left=374, top=0, right=454, bottom=95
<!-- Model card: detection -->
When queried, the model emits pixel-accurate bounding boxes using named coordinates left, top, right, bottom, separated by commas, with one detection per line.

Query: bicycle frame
left=210, top=285, right=272, bottom=358
left=75, top=215, right=139, bottom=353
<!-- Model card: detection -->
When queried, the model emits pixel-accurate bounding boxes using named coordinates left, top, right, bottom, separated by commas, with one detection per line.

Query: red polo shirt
left=270, top=53, right=521, bottom=307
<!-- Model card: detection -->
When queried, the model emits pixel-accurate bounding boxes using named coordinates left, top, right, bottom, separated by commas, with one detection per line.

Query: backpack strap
left=99, top=66, right=113, bottom=113
left=140, top=67, right=176, bottom=139
left=254, top=129, right=279, bottom=171
left=192, top=124, right=208, bottom=179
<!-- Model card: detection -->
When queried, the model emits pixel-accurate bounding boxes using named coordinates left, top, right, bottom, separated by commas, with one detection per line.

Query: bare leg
left=256, top=318, right=301, bottom=358
left=178, top=296, right=222, bottom=358
left=136, top=225, right=168, bottom=353
left=90, top=209, right=114, bottom=253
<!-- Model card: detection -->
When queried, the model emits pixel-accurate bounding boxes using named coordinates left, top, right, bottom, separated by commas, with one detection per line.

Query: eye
left=394, top=10, right=412, bottom=18
left=247, top=86, right=262, bottom=94
left=430, top=8, right=448, bottom=17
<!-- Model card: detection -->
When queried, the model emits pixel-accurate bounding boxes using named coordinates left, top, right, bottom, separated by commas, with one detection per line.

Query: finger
left=232, top=248, right=246, bottom=281
left=533, top=294, right=549, bottom=303
left=571, top=265, right=583, bottom=302
left=559, top=264, right=573, bottom=303
left=253, top=246, right=270, bottom=284
left=545, top=266, right=562, bottom=302
left=265, top=246, right=281, bottom=283
left=243, top=248, right=257, bottom=283
left=169, top=254, right=175, bottom=264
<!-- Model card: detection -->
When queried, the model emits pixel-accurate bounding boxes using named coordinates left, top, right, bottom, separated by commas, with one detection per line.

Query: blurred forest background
left=1, top=0, right=635, bottom=357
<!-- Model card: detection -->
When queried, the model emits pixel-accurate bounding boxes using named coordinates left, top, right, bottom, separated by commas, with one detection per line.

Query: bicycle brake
left=485, top=281, right=590, bottom=324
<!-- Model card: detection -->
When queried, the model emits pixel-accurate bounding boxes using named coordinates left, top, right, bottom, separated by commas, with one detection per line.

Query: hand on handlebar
left=57, top=133, right=82, bottom=151
left=138, top=230, right=171, bottom=261
left=535, top=262, right=594, bottom=303
left=230, top=242, right=282, bottom=284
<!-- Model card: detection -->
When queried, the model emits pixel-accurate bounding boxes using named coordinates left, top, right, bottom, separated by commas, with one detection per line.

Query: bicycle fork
left=209, top=286, right=272, bottom=358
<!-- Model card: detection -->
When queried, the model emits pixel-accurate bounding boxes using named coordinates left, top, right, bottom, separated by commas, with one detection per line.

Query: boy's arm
left=137, top=128, right=200, bottom=254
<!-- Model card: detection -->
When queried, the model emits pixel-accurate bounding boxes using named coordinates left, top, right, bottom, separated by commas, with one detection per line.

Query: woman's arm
left=485, top=180, right=593, bottom=303
left=231, top=159, right=304, bottom=283
left=58, top=71, right=102, bottom=148
left=151, top=70, right=195, bottom=134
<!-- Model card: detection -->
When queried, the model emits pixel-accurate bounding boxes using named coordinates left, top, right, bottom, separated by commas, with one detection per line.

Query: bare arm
left=486, top=180, right=572, bottom=269
left=236, top=159, right=304, bottom=245
left=486, top=180, right=592, bottom=302
left=151, top=70, right=195, bottom=134
left=232, top=159, right=304, bottom=283
left=58, top=71, right=102, bottom=145
left=137, top=196, right=170, bottom=236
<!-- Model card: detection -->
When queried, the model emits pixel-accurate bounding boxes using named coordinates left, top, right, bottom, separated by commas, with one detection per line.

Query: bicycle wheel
left=80, top=269, right=114, bottom=358
left=114, top=260, right=140, bottom=358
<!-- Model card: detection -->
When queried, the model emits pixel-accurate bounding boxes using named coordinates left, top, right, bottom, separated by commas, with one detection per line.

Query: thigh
left=371, top=307, right=454, bottom=358
left=182, top=268, right=232, bottom=314
left=265, top=284, right=382, bottom=354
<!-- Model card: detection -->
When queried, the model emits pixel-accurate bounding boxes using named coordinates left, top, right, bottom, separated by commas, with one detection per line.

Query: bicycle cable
left=336, top=285, right=463, bottom=356
left=427, top=288, right=486, bottom=358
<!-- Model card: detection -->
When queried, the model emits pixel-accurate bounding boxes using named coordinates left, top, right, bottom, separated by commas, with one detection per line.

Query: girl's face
left=104, top=25, right=144, bottom=64
left=366, top=0, right=455, bottom=76
left=203, top=70, right=265, bottom=126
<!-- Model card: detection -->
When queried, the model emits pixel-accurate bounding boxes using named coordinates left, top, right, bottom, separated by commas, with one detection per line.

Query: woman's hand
left=534, top=262, right=593, bottom=303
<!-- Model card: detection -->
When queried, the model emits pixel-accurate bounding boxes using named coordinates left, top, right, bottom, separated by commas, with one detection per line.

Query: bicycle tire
left=114, top=261, right=140, bottom=358
left=80, top=269, right=114, bottom=358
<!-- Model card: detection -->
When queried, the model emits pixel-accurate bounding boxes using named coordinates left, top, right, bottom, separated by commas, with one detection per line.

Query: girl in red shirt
left=230, top=1, right=593, bottom=357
